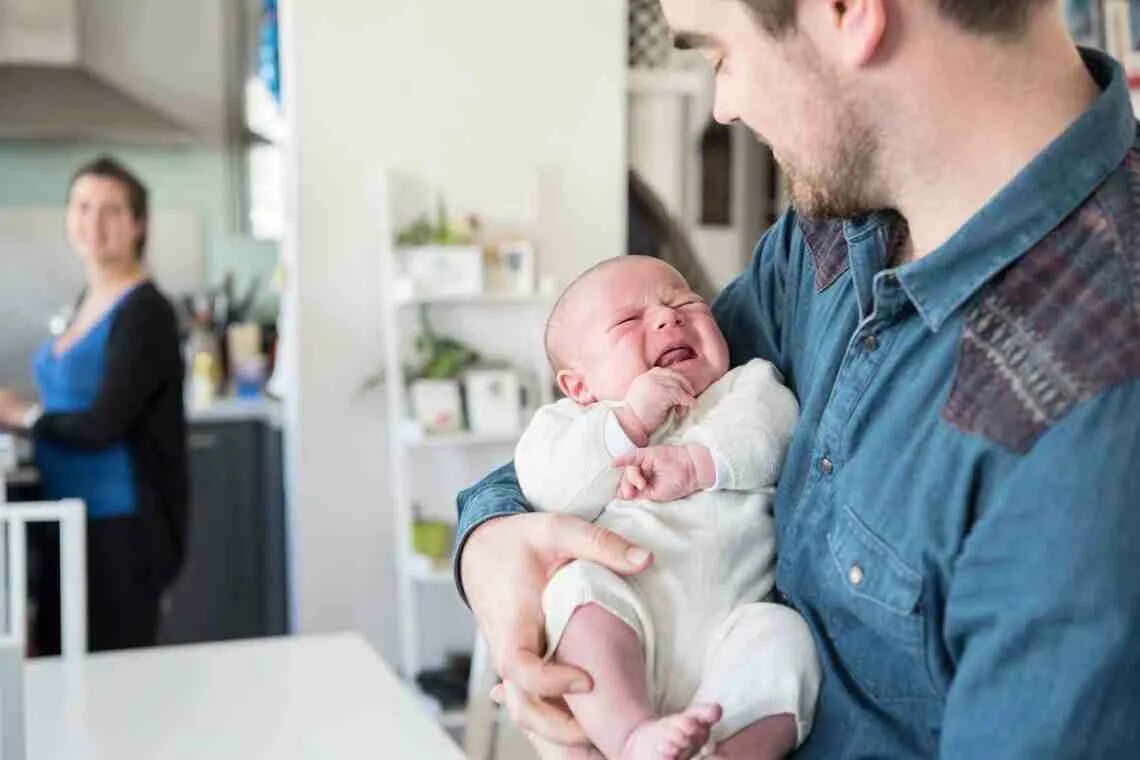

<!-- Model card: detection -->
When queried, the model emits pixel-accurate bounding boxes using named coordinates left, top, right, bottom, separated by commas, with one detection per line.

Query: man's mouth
left=654, top=345, right=696, bottom=368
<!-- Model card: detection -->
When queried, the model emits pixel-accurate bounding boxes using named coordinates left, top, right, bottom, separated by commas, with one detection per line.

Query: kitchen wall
left=282, top=0, right=626, bottom=663
left=0, top=142, right=279, bottom=317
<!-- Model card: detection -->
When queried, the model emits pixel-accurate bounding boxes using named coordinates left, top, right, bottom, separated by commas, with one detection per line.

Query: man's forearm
left=453, top=461, right=531, bottom=603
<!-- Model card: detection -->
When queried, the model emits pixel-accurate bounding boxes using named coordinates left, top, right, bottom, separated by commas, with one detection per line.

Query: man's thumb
left=550, top=518, right=652, bottom=575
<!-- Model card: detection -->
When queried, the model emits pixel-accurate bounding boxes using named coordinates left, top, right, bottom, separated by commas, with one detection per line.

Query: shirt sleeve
left=33, top=288, right=183, bottom=449
left=514, top=400, right=622, bottom=521
left=939, top=378, right=1140, bottom=757
left=682, top=359, right=800, bottom=492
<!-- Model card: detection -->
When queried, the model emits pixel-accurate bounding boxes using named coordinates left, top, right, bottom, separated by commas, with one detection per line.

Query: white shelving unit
left=378, top=205, right=555, bottom=740
left=625, top=62, right=776, bottom=288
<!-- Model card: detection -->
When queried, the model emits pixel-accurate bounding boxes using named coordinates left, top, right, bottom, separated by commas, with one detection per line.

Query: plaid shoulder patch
left=799, top=218, right=849, bottom=291
left=943, top=151, right=1140, bottom=453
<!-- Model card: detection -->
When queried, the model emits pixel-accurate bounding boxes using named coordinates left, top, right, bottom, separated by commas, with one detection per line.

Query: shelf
left=393, top=290, right=552, bottom=307
left=401, top=426, right=523, bottom=449
left=407, top=560, right=454, bottom=585
left=411, top=684, right=468, bottom=729
left=439, top=709, right=468, bottom=730
left=627, top=67, right=707, bottom=96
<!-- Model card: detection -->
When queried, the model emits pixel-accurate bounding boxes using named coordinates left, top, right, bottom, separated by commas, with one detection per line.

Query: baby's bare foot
left=619, top=703, right=722, bottom=760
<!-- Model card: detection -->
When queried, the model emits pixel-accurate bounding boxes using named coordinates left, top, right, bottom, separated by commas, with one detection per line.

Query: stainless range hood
left=0, top=66, right=195, bottom=145
left=0, top=0, right=199, bottom=145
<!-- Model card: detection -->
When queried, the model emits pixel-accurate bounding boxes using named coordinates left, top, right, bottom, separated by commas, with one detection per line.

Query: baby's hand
left=613, top=444, right=716, bottom=502
left=621, top=368, right=696, bottom=441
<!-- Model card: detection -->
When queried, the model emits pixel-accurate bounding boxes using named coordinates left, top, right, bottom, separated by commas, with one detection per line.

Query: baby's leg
left=713, top=714, right=797, bottom=760
left=693, top=603, right=821, bottom=758
left=555, top=603, right=721, bottom=760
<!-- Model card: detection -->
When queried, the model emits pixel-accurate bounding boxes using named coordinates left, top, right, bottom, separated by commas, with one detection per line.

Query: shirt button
left=820, top=456, right=834, bottom=475
left=863, top=334, right=879, bottom=352
left=848, top=563, right=865, bottom=587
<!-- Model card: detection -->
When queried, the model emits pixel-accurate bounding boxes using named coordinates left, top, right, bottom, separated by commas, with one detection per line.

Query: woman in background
left=0, top=156, right=188, bottom=652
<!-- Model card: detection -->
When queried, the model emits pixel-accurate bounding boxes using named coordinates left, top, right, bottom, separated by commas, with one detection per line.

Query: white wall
left=281, top=0, right=626, bottom=662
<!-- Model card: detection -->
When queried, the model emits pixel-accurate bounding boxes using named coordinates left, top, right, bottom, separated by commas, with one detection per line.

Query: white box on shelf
left=410, top=379, right=465, bottom=435
left=464, top=369, right=521, bottom=435
left=399, top=245, right=483, bottom=298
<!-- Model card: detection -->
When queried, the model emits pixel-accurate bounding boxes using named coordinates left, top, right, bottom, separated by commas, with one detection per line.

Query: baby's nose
left=654, top=309, right=683, bottom=329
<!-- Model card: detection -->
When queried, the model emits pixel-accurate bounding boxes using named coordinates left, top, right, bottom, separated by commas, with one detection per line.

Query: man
left=455, top=0, right=1140, bottom=756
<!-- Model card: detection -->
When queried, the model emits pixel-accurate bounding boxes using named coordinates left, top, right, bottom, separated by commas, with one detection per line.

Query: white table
left=25, top=633, right=465, bottom=759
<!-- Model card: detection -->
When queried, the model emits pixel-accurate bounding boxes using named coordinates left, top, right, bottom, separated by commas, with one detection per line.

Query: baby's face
left=560, top=257, right=729, bottom=402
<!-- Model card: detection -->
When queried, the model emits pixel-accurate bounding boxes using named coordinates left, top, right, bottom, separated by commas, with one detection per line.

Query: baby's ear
left=557, top=369, right=596, bottom=405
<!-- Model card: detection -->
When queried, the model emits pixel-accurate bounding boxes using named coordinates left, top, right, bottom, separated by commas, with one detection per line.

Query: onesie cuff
left=604, top=410, right=640, bottom=457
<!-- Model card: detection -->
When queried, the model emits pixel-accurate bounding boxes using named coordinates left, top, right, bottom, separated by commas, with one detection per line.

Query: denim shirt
left=455, top=49, right=1140, bottom=758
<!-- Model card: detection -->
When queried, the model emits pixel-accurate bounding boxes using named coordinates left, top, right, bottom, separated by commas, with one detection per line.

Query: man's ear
left=804, top=0, right=887, bottom=68
left=557, top=369, right=596, bottom=405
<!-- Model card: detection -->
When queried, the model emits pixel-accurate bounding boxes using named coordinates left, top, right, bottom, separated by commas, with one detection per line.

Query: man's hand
left=460, top=512, right=653, bottom=747
left=619, top=369, right=696, bottom=444
left=613, top=444, right=716, bottom=502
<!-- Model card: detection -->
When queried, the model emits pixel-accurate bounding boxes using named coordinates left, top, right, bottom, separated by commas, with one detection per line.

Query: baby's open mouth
left=655, top=345, right=696, bottom=368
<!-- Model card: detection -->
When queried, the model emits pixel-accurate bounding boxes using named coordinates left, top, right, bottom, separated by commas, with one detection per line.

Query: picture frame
left=464, top=368, right=522, bottom=434
left=484, top=239, right=536, bottom=296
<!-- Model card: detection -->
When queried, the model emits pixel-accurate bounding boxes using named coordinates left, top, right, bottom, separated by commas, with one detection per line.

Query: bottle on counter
left=186, top=301, right=223, bottom=411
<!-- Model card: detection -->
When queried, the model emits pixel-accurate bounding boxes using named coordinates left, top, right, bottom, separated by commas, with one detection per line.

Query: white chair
left=0, top=636, right=23, bottom=760
left=0, top=500, right=87, bottom=659
left=464, top=633, right=500, bottom=760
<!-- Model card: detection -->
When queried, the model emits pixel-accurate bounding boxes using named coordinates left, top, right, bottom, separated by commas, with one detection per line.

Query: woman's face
left=66, top=174, right=143, bottom=267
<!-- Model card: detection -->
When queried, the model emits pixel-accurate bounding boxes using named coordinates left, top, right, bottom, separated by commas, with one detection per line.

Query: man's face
left=660, top=0, right=885, bottom=218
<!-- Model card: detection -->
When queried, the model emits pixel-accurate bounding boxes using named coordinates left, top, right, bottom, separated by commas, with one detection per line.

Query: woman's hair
left=68, top=155, right=150, bottom=261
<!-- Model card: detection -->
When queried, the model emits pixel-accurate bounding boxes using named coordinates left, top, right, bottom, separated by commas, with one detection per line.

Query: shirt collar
left=893, top=48, right=1136, bottom=332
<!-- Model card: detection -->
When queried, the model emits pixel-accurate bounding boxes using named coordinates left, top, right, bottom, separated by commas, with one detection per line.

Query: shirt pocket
left=821, top=504, right=940, bottom=703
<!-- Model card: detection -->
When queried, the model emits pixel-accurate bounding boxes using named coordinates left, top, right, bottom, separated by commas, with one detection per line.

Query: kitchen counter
left=186, top=396, right=283, bottom=428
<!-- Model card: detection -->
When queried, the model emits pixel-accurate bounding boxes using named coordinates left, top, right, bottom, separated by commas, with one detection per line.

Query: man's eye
left=612, top=315, right=638, bottom=329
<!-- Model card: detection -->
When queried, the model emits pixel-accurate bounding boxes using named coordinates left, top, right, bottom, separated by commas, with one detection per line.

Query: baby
left=515, top=256, right=820, bottom=760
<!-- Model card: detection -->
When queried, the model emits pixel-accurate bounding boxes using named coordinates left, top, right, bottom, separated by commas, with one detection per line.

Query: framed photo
left=484, top=239, right=536, bottom=296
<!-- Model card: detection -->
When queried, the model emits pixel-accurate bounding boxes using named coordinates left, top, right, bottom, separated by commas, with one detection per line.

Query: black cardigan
left=33, top=281, right=188, bottom=590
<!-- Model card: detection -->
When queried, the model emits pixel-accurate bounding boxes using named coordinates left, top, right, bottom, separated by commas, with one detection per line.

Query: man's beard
left=780, top=108, right=885, bottom=220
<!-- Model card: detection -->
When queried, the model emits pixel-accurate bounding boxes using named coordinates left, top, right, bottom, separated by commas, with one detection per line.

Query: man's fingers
left=543, top=515, right=653, bottom=575
left=502, top=649, right=592, bottom=698
left=526, top=731, right=604, bottom=760
left=502, top=681, right=592, bottom=747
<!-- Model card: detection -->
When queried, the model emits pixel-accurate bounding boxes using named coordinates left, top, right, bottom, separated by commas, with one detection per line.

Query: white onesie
left=515, top=359, right=821, bottom=746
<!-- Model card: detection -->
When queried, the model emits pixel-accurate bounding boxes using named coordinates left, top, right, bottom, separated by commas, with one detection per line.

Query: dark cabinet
left=158, top=419, right=288, bottom=644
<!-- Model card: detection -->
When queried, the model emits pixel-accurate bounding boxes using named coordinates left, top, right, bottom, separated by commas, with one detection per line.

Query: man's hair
left=69, top=155, right=150, bottom=261
left=741, top=0, right=1053, bottom=38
